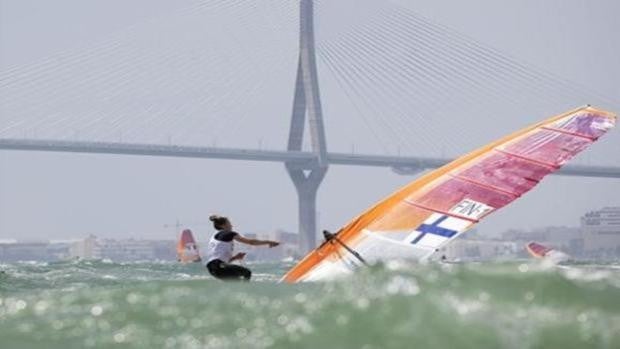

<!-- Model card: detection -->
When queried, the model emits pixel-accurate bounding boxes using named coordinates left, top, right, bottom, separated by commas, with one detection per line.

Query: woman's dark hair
left=209, top=215, right=230, bottom=230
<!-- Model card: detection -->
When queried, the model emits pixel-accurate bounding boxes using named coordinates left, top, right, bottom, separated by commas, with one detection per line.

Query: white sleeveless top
left=206, top=231, right=236, bottom=263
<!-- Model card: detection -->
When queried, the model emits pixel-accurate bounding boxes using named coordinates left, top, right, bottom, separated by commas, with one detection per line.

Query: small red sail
left=526, top=241, right=570, bottom=263
left=525, top=242, right=553, bottom=258
left=177, top=229, right=202, bottom=263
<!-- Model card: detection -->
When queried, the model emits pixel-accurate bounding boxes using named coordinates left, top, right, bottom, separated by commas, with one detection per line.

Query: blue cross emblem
left=411, top=215, right=459, bottom=244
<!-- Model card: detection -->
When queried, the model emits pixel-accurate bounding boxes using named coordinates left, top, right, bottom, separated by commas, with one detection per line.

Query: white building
left=443, top=239, right=518, bottom=261
left=581, top=207, right=620, bottom=257
left=0, top=240, right=48, bottom=261
left=69, top=236, right=165, bottom=261
left=69, top=235, right=101, bottom=259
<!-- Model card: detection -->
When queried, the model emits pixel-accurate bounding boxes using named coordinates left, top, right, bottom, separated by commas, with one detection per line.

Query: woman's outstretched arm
left=234, top=235, right=279, bottom=247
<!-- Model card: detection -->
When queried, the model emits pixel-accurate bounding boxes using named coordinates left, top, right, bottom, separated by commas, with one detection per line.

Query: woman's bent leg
left=207, top=260, right=251, bottom=281
left=219, top=263, right=251, bottom=281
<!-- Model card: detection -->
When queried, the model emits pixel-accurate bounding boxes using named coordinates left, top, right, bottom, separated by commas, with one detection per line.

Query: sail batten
left=494, top=148, right=559, bottom=169
left=448, top=173, right=521, bottom=198
left=541, top=126, right=597, bottom=141
left=282, top=106, right=616, bottom=283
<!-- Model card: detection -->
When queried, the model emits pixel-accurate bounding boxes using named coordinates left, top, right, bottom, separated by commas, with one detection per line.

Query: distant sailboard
left=177, top=229, right=202, bottom=263
left=526, top=242, right=569, bottom=263
left=282, top=106, right=616, bottom=282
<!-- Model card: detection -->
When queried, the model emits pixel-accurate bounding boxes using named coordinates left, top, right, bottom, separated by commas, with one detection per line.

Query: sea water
left=0, top=259, right=619, bottom=349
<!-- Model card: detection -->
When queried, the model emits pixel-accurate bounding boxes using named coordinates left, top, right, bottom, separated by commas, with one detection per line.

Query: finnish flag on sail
left=406, top=213, right=471, bottom=249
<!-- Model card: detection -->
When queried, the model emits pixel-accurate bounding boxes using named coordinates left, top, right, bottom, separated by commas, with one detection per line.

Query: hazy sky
left=0, top=0, right=618, bottom=241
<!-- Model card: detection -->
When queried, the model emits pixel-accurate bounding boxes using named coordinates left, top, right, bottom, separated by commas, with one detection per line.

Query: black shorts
left=206, top=259, right=251, bottom=281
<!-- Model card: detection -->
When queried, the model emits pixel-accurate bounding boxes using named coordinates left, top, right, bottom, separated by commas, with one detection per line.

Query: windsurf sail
left=525, top=242, right=554, bottom=259
left=282, top=106, right=616, bottom=282
left=177, top=229, right=202, bottom=263
left=526, top=241, right=569, bottom=263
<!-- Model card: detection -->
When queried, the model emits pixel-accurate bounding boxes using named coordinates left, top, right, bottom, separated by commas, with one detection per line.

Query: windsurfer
left=177, top=229, right=202, bottom=263
left=206, top=215, right=279, bottom=281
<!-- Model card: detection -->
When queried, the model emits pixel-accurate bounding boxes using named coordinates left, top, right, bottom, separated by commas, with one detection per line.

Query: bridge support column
left=287, top=167, right=326, bottom=255
left=286, top=0, right=328, bottom=254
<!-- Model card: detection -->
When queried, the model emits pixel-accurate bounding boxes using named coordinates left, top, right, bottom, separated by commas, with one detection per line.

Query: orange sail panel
left=282, top=106, right=616, bottom=282
left=177, top=229, right=202, bottom=263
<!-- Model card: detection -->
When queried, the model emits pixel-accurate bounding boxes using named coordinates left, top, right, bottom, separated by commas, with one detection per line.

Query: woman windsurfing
left=206, top=215, right=279, bottom=281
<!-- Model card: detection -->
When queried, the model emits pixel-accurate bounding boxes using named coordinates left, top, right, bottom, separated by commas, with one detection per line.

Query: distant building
left=444, top=239, right=517, bottom=260
left=274, top=230, right=300, bottom=259
left=500, top=226, right=583, bottom=257
left=69, top=235, right=100, bottom=259
left=494, top=207, right=620, bottom=259
left=0, top=240, right=71, bottom=262
left=541, top=226, right=583, bottom=255
left=500, top=229, right=550, bottom=244
left=581, top=207, right=620, bottom=258
left=242, top=229, right=299, bottom=261
left=0, top=241, right=48, bottom=261
left=46, top=241, right=72, bottom=260
left=151, top=240, right=176, bottom=260
left=69, top=236, right=176, bottom=261
left=98, top=239, right=157, bottom=260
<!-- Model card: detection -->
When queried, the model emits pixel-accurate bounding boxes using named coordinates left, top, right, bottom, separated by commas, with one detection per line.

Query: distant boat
left=526, top=242, right=570, bottom=263
left=281, top=106, right=615, bottom=282
left=177, top=229, right=202, bottom=263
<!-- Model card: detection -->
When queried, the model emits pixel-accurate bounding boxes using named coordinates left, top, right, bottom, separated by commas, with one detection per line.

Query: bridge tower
left=286, top=0, right=328, bottom=254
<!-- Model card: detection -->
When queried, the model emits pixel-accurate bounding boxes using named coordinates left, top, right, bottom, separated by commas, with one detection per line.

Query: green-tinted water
left=1, top=260, right=619, bottom=348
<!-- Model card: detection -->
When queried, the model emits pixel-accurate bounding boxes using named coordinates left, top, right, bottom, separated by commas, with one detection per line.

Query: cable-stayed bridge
left=1, top=138, right=618, bottom=177
left=1, top=0, right=619, bottom=252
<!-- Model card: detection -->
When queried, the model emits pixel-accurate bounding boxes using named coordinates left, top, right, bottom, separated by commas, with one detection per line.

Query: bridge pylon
left=286, top=0, right=328, bottom=254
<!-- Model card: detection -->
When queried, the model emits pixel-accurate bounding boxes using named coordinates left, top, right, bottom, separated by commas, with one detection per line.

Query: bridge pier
left=286, top=166, right=326, bottom=254
left=286, top=0, right=328, bottom=254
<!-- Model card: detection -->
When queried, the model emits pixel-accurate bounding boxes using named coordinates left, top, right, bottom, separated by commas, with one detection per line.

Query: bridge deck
left=1, top=138, right=619, bottom=178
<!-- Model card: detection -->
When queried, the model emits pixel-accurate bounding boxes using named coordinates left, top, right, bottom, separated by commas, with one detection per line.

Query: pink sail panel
left=499, top=130, right=592, bottom=167
left=454, top=152, right=552, bottom=197
left=408, top=177, right=515, bottom=221
left=547, top=111, right=615, bottom=139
